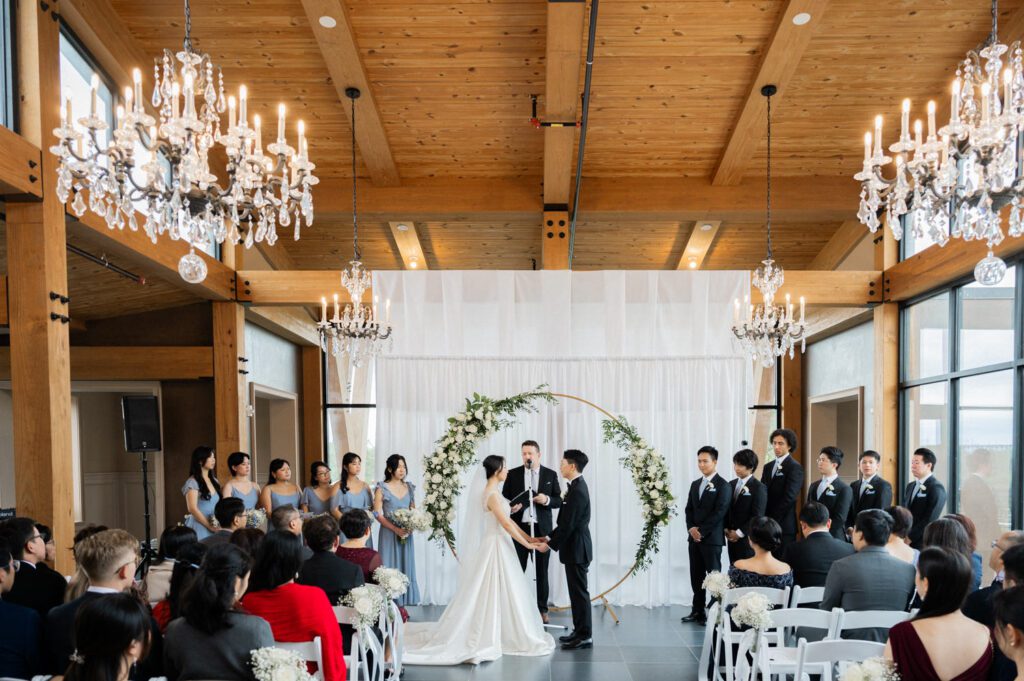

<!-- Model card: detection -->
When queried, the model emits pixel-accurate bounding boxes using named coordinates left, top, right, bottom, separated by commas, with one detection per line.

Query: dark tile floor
left=402, top=604, right=706, bottom=681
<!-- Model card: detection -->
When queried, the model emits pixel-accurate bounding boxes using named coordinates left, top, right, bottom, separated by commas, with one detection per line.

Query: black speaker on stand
left=121, top=395, right=162, bottom=576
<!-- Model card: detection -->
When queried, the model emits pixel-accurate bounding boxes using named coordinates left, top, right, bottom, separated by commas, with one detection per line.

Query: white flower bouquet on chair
left=840, top=658, right=900, bottom=681
left=702, top=571, right=733, bottom=626
left=373, top=566, right=410, bottom=601
left=250, top=647, right=315, bottom=681
left=343, top=584, right=388, bottom=630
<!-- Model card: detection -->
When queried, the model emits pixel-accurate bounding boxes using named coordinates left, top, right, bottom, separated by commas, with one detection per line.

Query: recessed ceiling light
left=396, top=223, right=410, bottom=232
left=700, top=223, right=714, bottom=231
left=688, top=259, right=698, bottom=269
left=409, top=257, right=419, bottom=269
left=319, top=15, right=338, bottom=28
left=792, top=12, right=811, bottom=26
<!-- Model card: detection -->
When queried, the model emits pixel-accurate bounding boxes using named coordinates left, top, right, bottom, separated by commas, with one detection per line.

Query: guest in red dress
left=885, top=547, right=993, bottom=681
left=242, top=530, right=345, bottom=681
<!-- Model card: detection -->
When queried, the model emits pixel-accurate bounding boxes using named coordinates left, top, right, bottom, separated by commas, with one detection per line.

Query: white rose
left=455, top=433, right=464, bottom=444
left=638, top=439, right=648, bottom=449
left=465, top=424, right=478, bottom=434
left=439, top=500, right=448, bottom=509
left=455, top=413, right=467, bottom=422
left=355, top=596, right=373, bottom=614
left=426, top=494, right=436, bottom=504
left=650, top=490, right=660, bottom=499
left=654, top=480, right=664, bottom=490
left=431, top=473, right=442, bottom=484
left=474, top=409, right=484, bottom=420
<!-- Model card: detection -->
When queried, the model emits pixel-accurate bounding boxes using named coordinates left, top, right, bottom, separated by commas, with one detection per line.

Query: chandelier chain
left=351, top=94, right=361, bottom=262
left=766, top=90, right=773, bottom=260
left=183, top=0, right=193, bottom=54
left=991, top=0, right=999, bottom=47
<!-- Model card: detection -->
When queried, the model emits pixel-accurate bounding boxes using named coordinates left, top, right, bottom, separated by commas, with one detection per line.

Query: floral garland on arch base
left=422, top=385, right=678, bottom=572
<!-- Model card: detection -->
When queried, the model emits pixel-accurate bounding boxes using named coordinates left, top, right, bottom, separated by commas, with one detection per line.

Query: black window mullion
left=948, top=280, right=961, bottom=512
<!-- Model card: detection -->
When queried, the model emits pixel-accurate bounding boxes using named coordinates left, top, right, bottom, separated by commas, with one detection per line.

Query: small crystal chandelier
left=855, top=0, right=1023, bottom=286
left=732, top=85, right=807, bottom=368
left=318, top=88, right=393, bottom=367
left=50, top=0, right=317, bottom=284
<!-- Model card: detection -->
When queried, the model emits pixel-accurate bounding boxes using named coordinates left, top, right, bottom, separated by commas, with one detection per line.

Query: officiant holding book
left=502, top=440, right=562, bottom=624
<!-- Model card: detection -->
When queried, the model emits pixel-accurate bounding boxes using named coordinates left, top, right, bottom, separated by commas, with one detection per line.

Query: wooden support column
left=541, top=210, right=570, bottom=269
left=213, top=303, right=247, bottom=480
left=8, top=0, right=74, bottom=573
left=302, top=347, right=324, bottom=464
left=876, top=230, right=900, bottom=484
left=781, top=353, right=804, bottom=452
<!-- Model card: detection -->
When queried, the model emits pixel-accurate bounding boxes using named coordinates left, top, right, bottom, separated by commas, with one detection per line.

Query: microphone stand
left=525, top=458, right=567, bottom=632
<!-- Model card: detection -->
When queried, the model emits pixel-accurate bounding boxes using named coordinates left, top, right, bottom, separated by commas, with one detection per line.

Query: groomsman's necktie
left=859, top=478, right=869, bottom=498
left=699, top=478, right=708, bottom=499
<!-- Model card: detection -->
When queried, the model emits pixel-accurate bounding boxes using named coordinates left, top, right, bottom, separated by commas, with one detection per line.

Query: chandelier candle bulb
left=874, top=115, right=883, bottom=157
left=927, top=101, right=936, bottom=140
left=239, top=85, right=247, bottom=127
left=171, top=81, right=180, bottom=119
left=864, top=132, right=872, bottom=162
left=914, top=119, right=923, bottom=153
left=952, top=79, right=961, bottom=124
left=982, top=82, right=991, bottom=124
left=1005, top=69, right=1013, bottom=110
left=90, top=73, right=99, bottom=117
left=800, top=296, right=805, bottom=322
left=321, top=297, right=327, bottom=322
left=333, top=293, right=340, bottom=323
left=900, top=98, right=910, bottom=142
left=133, top=69, right=143, bottom=113
left=183, top=72, right=196, bottom=119
left=253, top=115, right=262, bottom=154
left=228, top=95, right=236, bottom=129
left=115, top=105, right=123, bottom=128
left=386, top=299, right=391, bottom=324
left=277, top=104, right=285, bottom=144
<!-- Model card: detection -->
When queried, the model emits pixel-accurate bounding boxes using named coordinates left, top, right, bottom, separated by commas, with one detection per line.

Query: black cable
left=567, top=0, right=600, bottom=268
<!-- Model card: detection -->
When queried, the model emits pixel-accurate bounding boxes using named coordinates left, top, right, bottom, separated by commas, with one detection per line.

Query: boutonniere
left=919, top=485, right=927, bottom=493
left=706, top=482, right=716, bottom=492
left=827, top=484, right=835, bottom=493
left=863, top=483, right=874, bottom=490
left=741, top=487, right=751, bottom=496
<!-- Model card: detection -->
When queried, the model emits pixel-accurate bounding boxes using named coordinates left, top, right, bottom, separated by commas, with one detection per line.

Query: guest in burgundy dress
left=886, top=547, right=993, bottom=681
left=993, top=585, right=1024, bottom=681
left=337, top=509, right=383, bottom=582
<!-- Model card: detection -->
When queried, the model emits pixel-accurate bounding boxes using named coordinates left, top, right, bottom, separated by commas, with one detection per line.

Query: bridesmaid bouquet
left=391, top=508, right=433, bottom=544
left=245, top=508, right=267, bottom=530
left=373, top=566, right=410, bottom=601
left=343, top=584, right=388, bottom=630
left=250, top=647, right=314, bottom=681
left=839, top=658, right=900, bottom=681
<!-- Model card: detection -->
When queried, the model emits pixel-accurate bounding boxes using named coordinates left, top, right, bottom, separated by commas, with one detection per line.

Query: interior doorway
left=249, top=383, right=301, bottom=487
left=807, top=387, right=865, bottom=488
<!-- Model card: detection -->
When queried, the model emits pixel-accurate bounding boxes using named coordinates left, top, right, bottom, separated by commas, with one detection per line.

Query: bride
left=403, top=455, right=557, bottom=665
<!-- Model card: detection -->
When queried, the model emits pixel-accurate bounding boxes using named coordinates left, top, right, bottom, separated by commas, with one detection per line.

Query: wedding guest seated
left=145, top=525, right=198, bottom=603
left=242, top=531, right=345, bottom=681
left=916, top=517, right=977, bottom=609
left=66, top=524, right=110, bottom=602
left=336, top=508, right=384, bottom=583
left=946, top=513, right=984, bottom=592
left=0, top=516, right=67, bottom=617
left=62, top=593, right=153, bottom=681
left=727, top=516, right=793, bottom=590
left=0, top=536, right=42, bottom=679
left=164, top=543, right=274, bottom=681
left=885, top=505, right=919, bottom=564
left=152, top=542, right=207, bottom=633
left=821, top=509, right=916, bottom=642
left=885, top=547, right=993, bottom=681
left=45, top=529, right=164, bottom=679
left=299, top=514, right=365, bottom=604
left=202, top=497, right=248, bottom=546
left=781, top=501, right=854, bottom=590
left=964, top=541, right=1024, bottom=681
left=270, top=504, right=313, bottom=559
left=993, top=585, right=1024, bottom=681
left=35, top=524, right=56, bottom=565
left=229, top=527, right=266, bottom=557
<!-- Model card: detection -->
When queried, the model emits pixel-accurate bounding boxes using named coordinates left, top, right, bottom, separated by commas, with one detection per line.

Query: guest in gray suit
left=821, top=509, right=916, bottom=642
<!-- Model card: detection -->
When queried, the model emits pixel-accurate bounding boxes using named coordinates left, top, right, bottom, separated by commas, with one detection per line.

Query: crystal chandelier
left=732, top=85, right=807, bottom=368
left=50, top=0, right=317, bottom=284
left=855, top=0, right=1023, bottom=286
left=318, top=88, right=393, bottom=367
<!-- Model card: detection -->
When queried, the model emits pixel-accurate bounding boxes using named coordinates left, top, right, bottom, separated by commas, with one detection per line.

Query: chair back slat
left=789, top=585, right=825, bottom=606
left=837, top=609, right=911, bottom=632
left=274, top=636, right=325, bottom=681
left=794, top=638, right=886, bottom=679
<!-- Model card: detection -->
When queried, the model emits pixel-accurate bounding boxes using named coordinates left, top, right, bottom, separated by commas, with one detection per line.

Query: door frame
left=248, top=382, right=301, bottom=486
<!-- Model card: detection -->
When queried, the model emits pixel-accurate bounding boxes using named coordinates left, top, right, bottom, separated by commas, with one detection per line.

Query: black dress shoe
left=558, top=632, right=578, bottom=643
left=681, top=613, right=705, bottom=623
left=561, top=637, right=593, bottom=650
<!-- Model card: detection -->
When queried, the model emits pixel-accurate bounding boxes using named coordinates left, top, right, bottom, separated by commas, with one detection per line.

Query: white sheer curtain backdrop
left=372, top=270, right=751, bottom=608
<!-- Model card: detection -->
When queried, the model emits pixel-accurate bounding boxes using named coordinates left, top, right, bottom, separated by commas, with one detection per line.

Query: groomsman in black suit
left=502, top=439, right=562, bottom=623
left=807, top=446, right=853, bottom=541
left=681, top=446, right=732, bottom=625
left=725, top=448, right=767, bottom=564
left=847, top=450, right=893, bottom=538
left=902, top=447, right=947, bottom=549
left=544, top=450, right=593, bottom=650
left=761, top=428, right=804, bottom=548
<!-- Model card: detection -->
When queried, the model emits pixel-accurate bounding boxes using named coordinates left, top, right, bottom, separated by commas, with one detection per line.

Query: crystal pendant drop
left=178, top=248, right=208, bottom=284
left=974, top=251, right=1008, bottom=286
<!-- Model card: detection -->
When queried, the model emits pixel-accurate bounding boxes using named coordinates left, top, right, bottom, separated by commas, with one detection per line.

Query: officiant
left=503, top=440, right=562, bottom=624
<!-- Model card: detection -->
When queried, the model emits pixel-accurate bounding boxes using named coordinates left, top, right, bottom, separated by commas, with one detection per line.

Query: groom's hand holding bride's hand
left=530, top=537, right=550, bottom=553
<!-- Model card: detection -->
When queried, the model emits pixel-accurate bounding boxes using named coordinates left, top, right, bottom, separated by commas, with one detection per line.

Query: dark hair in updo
left=748, top=516, right=783, bottom=553
left=483, top=455, right=505, bottom=480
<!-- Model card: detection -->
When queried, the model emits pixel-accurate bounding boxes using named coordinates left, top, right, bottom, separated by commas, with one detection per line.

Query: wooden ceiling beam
left=885, top=235, right=1024, bottom=302
left=313, top=175, right=856, bottom=223
left=712, top=0, right=830, bottom=186
left=753, top=270, right=882, bottom=308
left=808, top=221, right=868, bottom=271
left=0, top=126, right=42, bottom=198
left=299, top=0, right=400, bottom=187
left=237, top=270, right=367, bottom=307
left=677, top=220, right=721, bottom=270
left=0, top=346, right=213, bottom=381
left=387, top=221, right=429, bottom=270
left=542, top=0, right=586, bottom=207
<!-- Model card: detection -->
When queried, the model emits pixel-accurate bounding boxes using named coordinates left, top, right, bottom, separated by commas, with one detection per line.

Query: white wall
left=245, top=323, right=301, bottom=395
left=806, top=321, right=876, bottom=451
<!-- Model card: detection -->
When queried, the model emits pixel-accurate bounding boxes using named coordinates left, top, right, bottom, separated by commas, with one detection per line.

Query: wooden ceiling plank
left=885, top=235, right=1024, bottom=302
left=237, top=270, right=367, bottom=307
left=712, top=0, right=831, bottom=186
left=808, top=220, right=868, bottom=271
left=542, top=0, right=586, bottom=206
left=387, top=221, right=429, bottom=270
left=677, top=220, right=721, bottom=270
left=299, top=0, right=400, bottom=187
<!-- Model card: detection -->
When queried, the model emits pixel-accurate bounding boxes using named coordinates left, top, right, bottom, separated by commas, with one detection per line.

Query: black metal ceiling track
left=567, top=0, right=599, bottom=269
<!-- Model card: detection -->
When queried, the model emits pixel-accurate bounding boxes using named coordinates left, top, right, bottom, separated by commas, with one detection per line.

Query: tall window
left=324, top=352, right=377, bottom=481
left=900, top=263, right=1023, bottom=580
left=0, top=0, right=14, bottom=130
left=59, top=31, right=114, bottom=148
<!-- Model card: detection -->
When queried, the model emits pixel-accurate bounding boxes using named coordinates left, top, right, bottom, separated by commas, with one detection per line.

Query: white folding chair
left=275, top=636, right=325, bottom=681
left=698, top=601, right=720, bottom=681
left=789, top=585, right=825, bottom=607
left=753, top=607, right=843, bottom=679
left=712, top=586, right=791, bottom=681
left=378, top=600, right=404, bottom=679
left=793, top=638, right=886, bottom=681
left=334, top=605, right=385, bottom=681
left=835, top=610, right=911, bottom=641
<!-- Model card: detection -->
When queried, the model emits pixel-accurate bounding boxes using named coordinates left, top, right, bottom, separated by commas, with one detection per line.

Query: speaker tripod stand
left=524, top=475, right=568, bottom=633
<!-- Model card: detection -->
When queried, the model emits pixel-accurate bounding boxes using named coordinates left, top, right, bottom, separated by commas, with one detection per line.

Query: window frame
left=0, top=0, right=16, bottom=131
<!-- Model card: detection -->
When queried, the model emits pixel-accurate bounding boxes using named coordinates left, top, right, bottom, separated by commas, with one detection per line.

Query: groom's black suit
left=548, top=475, right=592, bottom=641
left=502, top=464, right=563, bottom=614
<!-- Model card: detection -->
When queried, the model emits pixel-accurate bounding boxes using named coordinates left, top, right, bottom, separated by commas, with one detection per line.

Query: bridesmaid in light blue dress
left=182, top=446, right=220, bottom=541
left=301, top=461, right=342, bottom=519
left=374, top=454, right=420, bottom=606
left=259, top=458, right=302, bottom=514
left=220, top=451, right=261, bottom=510
left=337, top=452, right=375, bottom=549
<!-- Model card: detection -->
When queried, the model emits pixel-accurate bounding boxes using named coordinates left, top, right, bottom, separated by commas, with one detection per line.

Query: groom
left=502, top=440, right=562, bottom=624
left=542, top=449, right=593, bottom=650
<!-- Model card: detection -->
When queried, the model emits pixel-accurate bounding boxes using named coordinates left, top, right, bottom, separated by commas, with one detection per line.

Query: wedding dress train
left=402, top=490, right=556, bottom=665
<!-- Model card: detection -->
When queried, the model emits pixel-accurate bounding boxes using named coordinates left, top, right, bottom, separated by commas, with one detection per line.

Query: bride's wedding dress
left=402, top=489, right=556, bottom=665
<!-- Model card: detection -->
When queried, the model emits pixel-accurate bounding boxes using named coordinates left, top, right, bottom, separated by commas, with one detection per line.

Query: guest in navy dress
left=301, top=461, right=342, bottom=520
left=220, top=451, right=261, bottom=511
left=337, top=452, right=376, bottom=549
left=259, top=458, right=302, bottom=514
left=183, top=446, right=220, bottom=541
left=727, top=516, right=794, bottom=590
left=374, top=454, right=420, bottom=606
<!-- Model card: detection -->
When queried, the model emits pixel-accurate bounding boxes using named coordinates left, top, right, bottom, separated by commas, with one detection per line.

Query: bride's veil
left=456, top=463, right=489, bottom=576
